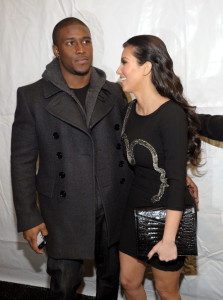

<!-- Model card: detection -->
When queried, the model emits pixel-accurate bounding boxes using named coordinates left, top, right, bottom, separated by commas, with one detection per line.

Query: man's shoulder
left=102, top=80, right=128, bottom=113
left=103, top=81, right=126, bottom=102
left=18, top=78, right=44, bottom=94
left=103, top=80, right=122, bottom=93
left=18, top=78, right=60, bottom=100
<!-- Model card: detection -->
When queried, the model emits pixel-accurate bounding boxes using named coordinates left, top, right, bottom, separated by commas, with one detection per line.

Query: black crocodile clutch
left=134, top=205, right=197, bottom=257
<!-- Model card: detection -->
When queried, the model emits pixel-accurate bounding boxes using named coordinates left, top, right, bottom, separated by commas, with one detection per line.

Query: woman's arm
left=148, top=210, right=183, bottom=261
left=148, top=103, right=188, bottom=261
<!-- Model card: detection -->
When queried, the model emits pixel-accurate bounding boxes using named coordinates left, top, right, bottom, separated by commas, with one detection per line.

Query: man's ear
left=143, top=61, right=152, bottom=76
left=53, top=45, right=60, bottom=58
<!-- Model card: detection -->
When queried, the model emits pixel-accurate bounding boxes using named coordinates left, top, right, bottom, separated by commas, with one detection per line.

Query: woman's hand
left=186, top=175, right=199, bottom=203
left=148, top=209, right=181, bottom=262
left=147, top=239, right=178, bottom=262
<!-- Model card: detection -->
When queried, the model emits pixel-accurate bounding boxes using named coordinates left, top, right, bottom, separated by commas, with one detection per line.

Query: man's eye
left=67, top=41, right=74, bottom=46
left=83, top=39, right=91, bottom=44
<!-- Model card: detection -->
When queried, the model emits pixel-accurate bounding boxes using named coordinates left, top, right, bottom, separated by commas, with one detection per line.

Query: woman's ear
left=143, top=61, right=152, bottom=76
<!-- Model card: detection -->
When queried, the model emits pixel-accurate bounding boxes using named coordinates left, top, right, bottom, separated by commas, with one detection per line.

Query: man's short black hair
left=52, top=17, right=89, bottom=46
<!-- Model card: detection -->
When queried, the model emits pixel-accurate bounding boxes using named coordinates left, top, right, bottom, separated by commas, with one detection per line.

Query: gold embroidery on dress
left=122, top=100, right=169, bottom=203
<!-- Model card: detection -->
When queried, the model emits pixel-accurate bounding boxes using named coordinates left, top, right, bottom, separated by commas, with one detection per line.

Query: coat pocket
left=36, top=176, right=55, bottom=198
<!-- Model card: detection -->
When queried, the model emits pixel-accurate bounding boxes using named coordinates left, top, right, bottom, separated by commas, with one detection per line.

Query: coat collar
left=42, top=59, right=114, bottom=132
left=42, top=58, right=70, bottom=97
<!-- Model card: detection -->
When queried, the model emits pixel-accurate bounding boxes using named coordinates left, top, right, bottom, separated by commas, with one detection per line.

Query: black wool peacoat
left=11, top=59, right=132, bottom=259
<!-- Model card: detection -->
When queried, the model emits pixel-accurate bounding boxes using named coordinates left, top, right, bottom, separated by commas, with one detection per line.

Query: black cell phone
left=37, top=232, right=47, bottom=249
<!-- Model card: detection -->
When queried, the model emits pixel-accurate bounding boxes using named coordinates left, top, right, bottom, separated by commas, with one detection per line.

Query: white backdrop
left=0, top=0, right=223, bottom=299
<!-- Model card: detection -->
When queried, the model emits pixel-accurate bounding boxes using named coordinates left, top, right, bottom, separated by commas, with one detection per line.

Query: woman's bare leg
left=152, top=266, right=182, bottom=300
left=119, top=251, right=147, bottom=300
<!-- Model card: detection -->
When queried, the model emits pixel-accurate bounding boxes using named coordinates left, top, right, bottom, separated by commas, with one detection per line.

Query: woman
left=116, top=35, right=201, bottom=300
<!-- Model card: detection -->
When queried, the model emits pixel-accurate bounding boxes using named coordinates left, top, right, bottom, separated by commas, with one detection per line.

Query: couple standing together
left=11, top=17, right=222, bottom=300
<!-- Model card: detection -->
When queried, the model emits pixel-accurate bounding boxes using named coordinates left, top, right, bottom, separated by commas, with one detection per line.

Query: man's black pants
left=47, top=214, right=120, bottom=300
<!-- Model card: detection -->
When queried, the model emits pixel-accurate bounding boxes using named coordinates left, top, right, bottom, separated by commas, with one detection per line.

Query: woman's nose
left=116, top=65, right=121, bottom=74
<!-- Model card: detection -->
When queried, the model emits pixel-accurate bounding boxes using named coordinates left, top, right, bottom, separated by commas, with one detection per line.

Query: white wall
left=0, top=0, right=223, bottom=298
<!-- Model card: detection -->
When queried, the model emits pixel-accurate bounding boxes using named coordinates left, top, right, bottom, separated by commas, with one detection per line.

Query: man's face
left=53, top=24, right=93, bottom=76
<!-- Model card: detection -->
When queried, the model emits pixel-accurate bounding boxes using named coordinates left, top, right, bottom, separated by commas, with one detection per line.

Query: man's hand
left=186, top=176, right=199, bottom=203
left=23, top=222, right=48, bottom=254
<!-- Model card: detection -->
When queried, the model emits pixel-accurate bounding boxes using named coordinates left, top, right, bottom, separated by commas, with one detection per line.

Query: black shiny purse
left=134, top=205, right=197, bottom=257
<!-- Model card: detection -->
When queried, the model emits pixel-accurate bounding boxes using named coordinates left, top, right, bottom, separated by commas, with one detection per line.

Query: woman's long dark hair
left=123, top=35, right=201, bottom=166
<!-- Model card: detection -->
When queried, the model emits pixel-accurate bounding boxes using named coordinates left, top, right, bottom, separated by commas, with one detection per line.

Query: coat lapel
left=42, top=60, right=113, bottom=132
left=44, top=82, right=88, bottom=134
left=86, top=69, right=114, bottom=129
left=89, top=89, right=114, bottom=129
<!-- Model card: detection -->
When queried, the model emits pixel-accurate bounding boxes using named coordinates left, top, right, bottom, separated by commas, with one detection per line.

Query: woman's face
left=116, top=46, right=145, bottom=94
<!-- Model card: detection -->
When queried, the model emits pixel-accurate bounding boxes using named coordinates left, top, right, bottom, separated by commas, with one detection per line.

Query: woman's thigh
left=119, top=251, right=146, bottom=286
left=151, top=266, right=182, bottom=292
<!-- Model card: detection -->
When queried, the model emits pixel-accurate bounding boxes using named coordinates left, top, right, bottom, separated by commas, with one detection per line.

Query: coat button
left=114, top=124, right=120, bottom=130
left=60, top=190, right=66, bottom=197
left=116, top=143, right=122, bottom=150
left=119, top=161, right=124, bottom=167
left=59, top=172, right=65, bottom=178
left=56, top=152, right=63, bottom=159
left=53, top=132, right=59, bottom=139
left=120, top=178, right=125, bottom=184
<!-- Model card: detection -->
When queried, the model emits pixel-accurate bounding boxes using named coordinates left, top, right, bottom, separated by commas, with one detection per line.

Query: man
left=11, top=17, right=132, bottom=300
left=199, top=114, right=223, bottom=141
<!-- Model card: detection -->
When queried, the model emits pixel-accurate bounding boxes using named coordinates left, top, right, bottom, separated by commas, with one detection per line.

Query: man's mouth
left=75, top=58, right=88, bottom=65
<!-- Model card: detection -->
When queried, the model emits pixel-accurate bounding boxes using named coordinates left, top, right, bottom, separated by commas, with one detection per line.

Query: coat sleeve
left=198, top=113, right=223, bottom=141
left=11, top=87, right=43, bottom=232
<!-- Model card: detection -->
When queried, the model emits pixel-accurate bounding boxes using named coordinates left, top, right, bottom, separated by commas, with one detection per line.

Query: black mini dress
left=119, top=100, right=194, bottom=271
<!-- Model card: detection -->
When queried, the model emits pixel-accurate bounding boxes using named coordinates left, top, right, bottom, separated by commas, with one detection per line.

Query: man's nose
left=75, top=42, right=84, bottom=53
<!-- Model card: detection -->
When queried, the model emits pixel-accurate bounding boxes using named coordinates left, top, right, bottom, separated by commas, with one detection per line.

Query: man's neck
left=61, top=68, right=91, bottom=89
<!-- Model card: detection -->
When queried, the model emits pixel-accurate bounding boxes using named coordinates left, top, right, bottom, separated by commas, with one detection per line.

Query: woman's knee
left=120, top=273, right=142, bottom=291
left=155, top=280, right=179, bottom=299
left=119, top=252, right=146, bottom=293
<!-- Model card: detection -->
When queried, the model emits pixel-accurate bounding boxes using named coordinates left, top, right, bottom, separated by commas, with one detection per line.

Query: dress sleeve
left=198, top=113, right=223, bottom=141
left=161, top=103, right=188, bottom=210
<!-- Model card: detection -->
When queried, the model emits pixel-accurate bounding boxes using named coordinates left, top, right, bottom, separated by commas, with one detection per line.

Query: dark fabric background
left=0, top=281, right=95, bottom=300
